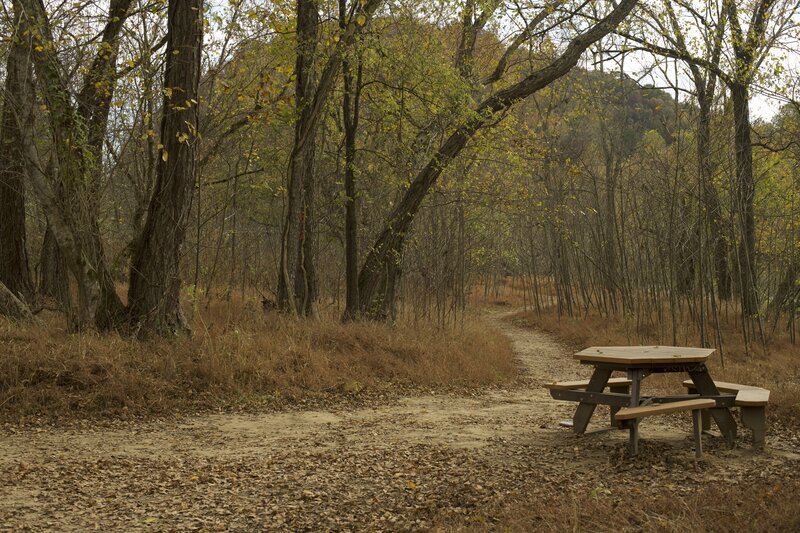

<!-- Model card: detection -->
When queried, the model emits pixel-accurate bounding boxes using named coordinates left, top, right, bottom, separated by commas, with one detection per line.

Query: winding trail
left=1, top=310, right=798, bottom=531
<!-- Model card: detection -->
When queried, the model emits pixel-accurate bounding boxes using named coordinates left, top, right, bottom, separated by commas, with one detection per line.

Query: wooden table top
left=574, top=346, right=715, bottom=365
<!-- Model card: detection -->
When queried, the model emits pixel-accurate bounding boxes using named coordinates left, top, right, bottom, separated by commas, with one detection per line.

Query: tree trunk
left=730, top=81, right=758, bottom=316
left=278, top=0, right=320, bottom=315
left=19, top=0, right=130, bottom=329
left=78, top=0, right=134, bottom=327
left=770, top=258, right=798, bottom=317
left=663, top=0, right=730, bottom=301
left=276, top=0, right=381, bottom=315
left=38, top=224, right=72, bottom=310
left=723, top=0, right=775, bottom=318
left=77, top=0, right=134, bottom=157
left=296, top=147, right=319, bottom=316
left=602, top=146, right=619, bottom=310
left=454, top=0, right=496, bottom=80
left=127, top=0, right=203, bottom=336
left=357, top=0, right=638, bottom=317
left=18, top=0, right=97, bottom=329
left=697, top=98, right=731, bottom=299
left=341, top=1, right=362, bottom=321
left=0, top=5, right=35, bottom=304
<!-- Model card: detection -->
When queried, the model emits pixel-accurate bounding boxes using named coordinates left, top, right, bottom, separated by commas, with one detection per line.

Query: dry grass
left=0, top=297, right=515, bottom=421
left=513, top=307, right=800, bottom=427
left=453, top=477, right=800, bottom=532
left=468, top=276, right=532, bottom=308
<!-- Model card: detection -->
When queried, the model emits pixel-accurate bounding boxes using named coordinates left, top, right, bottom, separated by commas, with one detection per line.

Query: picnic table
left=549, top=346, right=740, bottom=455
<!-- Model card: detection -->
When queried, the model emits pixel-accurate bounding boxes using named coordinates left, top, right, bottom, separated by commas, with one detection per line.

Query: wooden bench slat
left=544, top=377, right=631, bottom=390
left=615, top=399, right=716, bottom=421
left=735, top=388, right=770, bottom=406
left=681, top=379, right=764, bottom=394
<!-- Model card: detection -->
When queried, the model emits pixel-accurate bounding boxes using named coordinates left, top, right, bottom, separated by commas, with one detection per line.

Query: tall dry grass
left=0, top=297, right=515, bottom=421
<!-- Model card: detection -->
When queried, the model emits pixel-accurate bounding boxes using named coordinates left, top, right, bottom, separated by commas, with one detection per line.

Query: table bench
left=544, top=377, right=633, bottom=390
left=682, top=379, right=770, bottom=448
left=615, top=398, right=716, bottom=458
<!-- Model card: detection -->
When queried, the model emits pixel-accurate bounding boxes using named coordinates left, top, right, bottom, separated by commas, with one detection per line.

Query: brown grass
left=449, top=477, right=800, bottom=532
left=467, top=276, right=534, bottom=309
left=0, top=298, right=515, bottom=421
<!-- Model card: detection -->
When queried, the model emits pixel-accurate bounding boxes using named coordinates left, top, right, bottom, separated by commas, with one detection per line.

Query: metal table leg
left=572, top=368, right=613, bottom=434
left=688, top=367, right=738, bottom=446
left=627, top=369, right=644, bottom=455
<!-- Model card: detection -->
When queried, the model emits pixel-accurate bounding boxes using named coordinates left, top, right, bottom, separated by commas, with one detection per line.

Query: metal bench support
left=741, top=406, right=766, bottom=449
left=692, top=409, right=703, bottom=458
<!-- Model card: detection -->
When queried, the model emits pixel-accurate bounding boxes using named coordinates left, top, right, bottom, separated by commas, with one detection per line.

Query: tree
left=725, top=0, right=776, bottom=317
left=127, top=0, right=204, bottom=336
left=340, top=0, right=364, bottom=321
left=277, top=0, right=382, bottom=316
left=17, top=0, right=133, bottom=329
left=625, top=0, right=799, bottom=318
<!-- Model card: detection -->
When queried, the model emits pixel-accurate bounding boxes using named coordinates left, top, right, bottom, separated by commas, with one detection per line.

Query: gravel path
left=2, top=310, right=799, bottom=531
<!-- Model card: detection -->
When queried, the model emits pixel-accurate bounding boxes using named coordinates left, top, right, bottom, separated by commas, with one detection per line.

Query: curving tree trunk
left=78, top=0, right=135, bottom=328
left=126, top=0, right=204, bottom=336
left=357, top=0, right=639, bottom=318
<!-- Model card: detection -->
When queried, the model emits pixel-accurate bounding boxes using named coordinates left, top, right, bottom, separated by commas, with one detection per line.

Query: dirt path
left=2, top=310, right=799, bottom=531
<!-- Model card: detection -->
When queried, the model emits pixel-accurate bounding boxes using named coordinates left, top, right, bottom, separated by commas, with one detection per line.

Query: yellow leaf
left=162, top=149, right=168, bottom=162
left=356, top=14, right=366, bottom=26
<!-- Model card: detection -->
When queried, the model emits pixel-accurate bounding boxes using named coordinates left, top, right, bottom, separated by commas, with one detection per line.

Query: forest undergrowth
left=0, top=296, right=515, bottom=422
